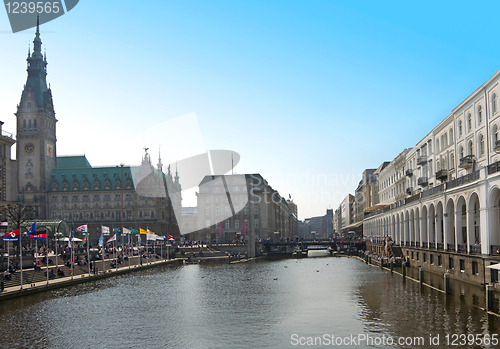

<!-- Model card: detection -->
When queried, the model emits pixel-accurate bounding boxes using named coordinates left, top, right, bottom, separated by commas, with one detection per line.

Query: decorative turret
left=175, top=163, right=179, bottom=184
left=157, top=147, right=163, bottom=172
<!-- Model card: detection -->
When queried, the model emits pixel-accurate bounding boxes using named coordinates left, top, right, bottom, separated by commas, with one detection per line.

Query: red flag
left=2, top=228, right=20, bottom=241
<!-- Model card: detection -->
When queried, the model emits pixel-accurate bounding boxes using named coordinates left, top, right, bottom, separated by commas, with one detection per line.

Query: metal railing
left=405, top=193, right=421, bottom=205
left=428, top=242, right=436, bottom=249
left=406, top=169, right=413, bottom=177
left=457, top=244, right=468, bottom=253
left=435, top=169, right=448, bottom=181
left=487, top=160, right=500, bottom=175
left=418, top=177, right=428, bottom=186
left=437, top=243, right=444, bottom=250
left=447, top=244, right=455, bottom=252
left=491, top=245, right=500, bottom=256
left=446, top=171, right=480, bottom=190
left=417, top=155, right=428, bottom=165
left=469, top=245, right=481, bottom=255
left=459, top=155, right=474, bottom=168
left=421, top=184, right=444, bottom=198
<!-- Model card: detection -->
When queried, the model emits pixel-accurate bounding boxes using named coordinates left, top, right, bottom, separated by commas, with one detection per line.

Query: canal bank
left=357, top=251, right=500, bottom=316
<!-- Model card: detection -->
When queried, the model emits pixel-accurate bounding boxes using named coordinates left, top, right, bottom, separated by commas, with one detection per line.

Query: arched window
left=468, top=140, right=474, bottom=156
left=459, top=120, right=463, bottom=137
left=437, top=160, right=441, bottom=171
left=450, top=152, right=455, bottom=169
left=480, top=134, right=485, bottom=156
left=436, top=139, right=440, bottom=152
left=493, top=93, right=498, bottom=114
left=478, top=105, right=483, bottom=124
left=450, top=128, right=454, bottom=142
left=459, top=145, right=464, bottom=159
left=495, top=124, right=500, bottom=144
left=444, top=133, right=448, bottom=147
left=468, top=113, right=472, bottom=131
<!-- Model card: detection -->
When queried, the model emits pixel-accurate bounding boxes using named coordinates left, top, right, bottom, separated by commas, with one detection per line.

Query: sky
left=2, top=1, right=500, bottom=219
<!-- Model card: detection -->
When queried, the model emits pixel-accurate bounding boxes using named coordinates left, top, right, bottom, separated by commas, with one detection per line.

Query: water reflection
left=0, top=257, right=498, bottom=348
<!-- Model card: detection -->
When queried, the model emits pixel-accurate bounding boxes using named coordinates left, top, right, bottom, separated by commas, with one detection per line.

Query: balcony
left=405, top=169, right=413, bottom=177
left=495, top=140, right=500, bottom=152
left=435, top=169, right=447, bottom=181
left=469, top=245, right=481, bottom=255
left=417, top=176, right=428, bottom=187
left=459, top=155, right=474, bottom=169
left=417, top=155, right=427, bottom=165
left=406, top=187, right=412, bottom=195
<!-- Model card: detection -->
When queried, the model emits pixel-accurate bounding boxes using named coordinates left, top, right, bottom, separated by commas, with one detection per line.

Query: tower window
left=29, top=119, right=31, bottom=128
left=23, top=120, right=26, bottom=128
left=34, top=119, right=37, bottom=128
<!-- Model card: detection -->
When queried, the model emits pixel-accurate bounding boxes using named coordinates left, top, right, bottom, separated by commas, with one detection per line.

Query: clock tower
left=15, top=15, right=57, bottom=219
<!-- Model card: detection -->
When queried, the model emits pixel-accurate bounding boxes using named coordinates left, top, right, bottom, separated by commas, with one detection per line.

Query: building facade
left=364, top=69, right=500, bottom=285
left=0, top=122, right=17, bottom=205
left=2, top=21, right=181, bottom=243
left=193, top=174, right=294, bottom=242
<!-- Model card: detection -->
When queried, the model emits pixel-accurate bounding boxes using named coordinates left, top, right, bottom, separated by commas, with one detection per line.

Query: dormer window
left=478, top=105, right=483, bottom=124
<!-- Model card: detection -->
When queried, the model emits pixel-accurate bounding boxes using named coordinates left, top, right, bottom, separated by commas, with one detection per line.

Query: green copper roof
left=57, top=155, right=92, bottom=169
left=51, top=154, right=181, bottom=193
left=51, top=165, right=134, bottom=192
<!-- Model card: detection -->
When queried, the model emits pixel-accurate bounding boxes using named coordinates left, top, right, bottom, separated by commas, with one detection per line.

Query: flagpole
left=55, top=232, right=58, bottom=276
left=71, top=223, right=74, bottom=281
left=46, top=232, right=49, bottom=285
left=19, top=227, right=23, bottom=290
left=101, top=227, right=105, bottom=275
left=87, top=230, right=90, bottom=277
left=114, top=233, right=116, bottom=270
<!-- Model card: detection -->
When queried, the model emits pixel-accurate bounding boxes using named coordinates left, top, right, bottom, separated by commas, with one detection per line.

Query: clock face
left=46, top=144, right=54, bottom=157
left=24, top=142, right=35, bottom=154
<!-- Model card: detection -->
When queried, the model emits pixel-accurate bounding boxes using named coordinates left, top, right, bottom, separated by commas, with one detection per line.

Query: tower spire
left=175, top=163, right=179, bottom=183
left=21, top=13, right=49, bottom=110
left=157, top=146, right=163, bottom=171
left=32, top=13, right=42, bottom=58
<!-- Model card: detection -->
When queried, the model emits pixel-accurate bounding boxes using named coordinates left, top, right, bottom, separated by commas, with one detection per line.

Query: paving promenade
left=0, top=245, right=232, bottom=301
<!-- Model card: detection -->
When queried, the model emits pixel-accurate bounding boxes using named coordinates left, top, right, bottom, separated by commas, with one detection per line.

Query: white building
left=365, top=68, right=500, bottom=257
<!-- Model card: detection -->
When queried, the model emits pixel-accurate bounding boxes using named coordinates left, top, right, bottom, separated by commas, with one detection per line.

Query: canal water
left=1, top=256, right=499, bottom=348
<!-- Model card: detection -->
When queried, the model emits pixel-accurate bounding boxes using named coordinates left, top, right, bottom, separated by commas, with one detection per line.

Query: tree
left=1, top=203, right=34, bottom=230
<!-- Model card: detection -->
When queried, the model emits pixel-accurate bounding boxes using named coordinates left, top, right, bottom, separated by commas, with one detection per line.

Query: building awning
left=487, top=263, right=500, bottom=270
left=342, top=221, right=363, bottom=231
left=364, top=203, right=390, bottom=213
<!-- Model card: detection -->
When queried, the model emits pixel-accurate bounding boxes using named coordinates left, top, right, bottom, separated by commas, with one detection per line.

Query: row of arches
left=365, top=187, right=500, bottom=255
